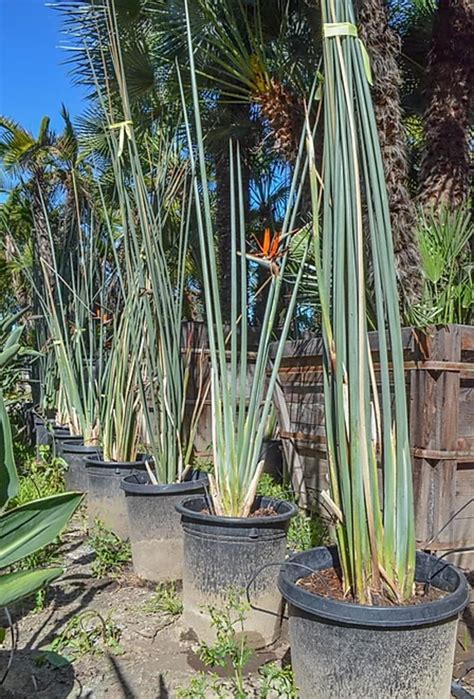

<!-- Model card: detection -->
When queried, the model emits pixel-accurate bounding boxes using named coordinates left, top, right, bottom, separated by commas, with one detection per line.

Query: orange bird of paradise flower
left=246, top=227, right=283, bottom=276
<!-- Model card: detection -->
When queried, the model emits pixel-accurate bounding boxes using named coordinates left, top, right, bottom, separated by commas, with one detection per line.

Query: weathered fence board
left=270, top=325, right=474, bottom=566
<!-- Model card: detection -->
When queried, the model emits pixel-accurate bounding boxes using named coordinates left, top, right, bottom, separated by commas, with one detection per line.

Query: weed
left=192, top=454, right=214, bottom=474
left=144, top=582, right=183, bottom=616
left=256, top=474, right=293, bottom=502
left=88, top=519, right=131, bottom=579
left=259, top=662, right=298, bottom=698
left=177, top=672, right=228, bottom=698
left=177, top=591, right=298, bottom=698
left=47, top=610, right=123, bottom=659
left=257, top=473, right=328, bottom=552
left=10, top=447, right=66, bottom=508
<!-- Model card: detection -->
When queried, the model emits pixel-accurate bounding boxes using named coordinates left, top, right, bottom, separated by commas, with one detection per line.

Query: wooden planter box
left=271, top=325, right=474, bottom=565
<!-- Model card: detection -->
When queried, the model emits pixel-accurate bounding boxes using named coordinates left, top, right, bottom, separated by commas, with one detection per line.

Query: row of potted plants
left=28, top=0, right=469, bottom=696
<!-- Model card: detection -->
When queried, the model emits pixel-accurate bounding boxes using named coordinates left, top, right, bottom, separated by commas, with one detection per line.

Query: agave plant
left=306, top=0, right=415, bottom=603
left=0, top=335, right=81, bottom=608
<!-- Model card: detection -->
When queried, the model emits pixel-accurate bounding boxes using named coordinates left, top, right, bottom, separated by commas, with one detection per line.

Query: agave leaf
left=0, top=568, right=63, bottom=608
left=3, top=326, right=23, bottom=350
left=0, top=309, right=26, bottom=335
left=0, top=394, right=18, bottom=508
left=0, top=492, right=83, bottom=568
left=0, top=344, right=21, bottom=369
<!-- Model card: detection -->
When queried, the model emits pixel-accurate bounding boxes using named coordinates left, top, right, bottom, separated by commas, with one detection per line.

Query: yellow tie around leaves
left=323, top=22, right=373, bottom=86
left=108, top=120, right=133, bottom=158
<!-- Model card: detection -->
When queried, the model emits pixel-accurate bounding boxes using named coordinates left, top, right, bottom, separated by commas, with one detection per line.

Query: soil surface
left=248, top=507, right=277, bottom=518
left=297, top=568, right=448, bottom=606
left=1, top=514, right=472, bottom=698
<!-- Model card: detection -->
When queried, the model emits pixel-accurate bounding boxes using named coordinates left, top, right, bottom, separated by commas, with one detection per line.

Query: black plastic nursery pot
left=120, top=471, right=208, bottom=582
left=61, top=439, right=98, bottom=492
left=261, top=439, right=284, bottom=482
left=51, top=427, right=72, bottom=455
left=85, top=456, right=147, bottom=539
left=176, top=495, right=297, bottom=648
left=53, top=432, right=81, bottom=458
left=33, top=414, right=53, bottom=447
left=278, top=546, right=470, bottom=699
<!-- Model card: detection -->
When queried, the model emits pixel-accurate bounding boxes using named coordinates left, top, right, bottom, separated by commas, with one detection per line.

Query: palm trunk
left=32, top=171, right=54, bottom=287
left=418, top=0, right=473, bottom=209
left=357, top=0, right=423, bottom=304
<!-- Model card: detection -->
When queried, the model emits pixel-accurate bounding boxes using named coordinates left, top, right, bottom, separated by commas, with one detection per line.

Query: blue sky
left=0, top=0, right=87, bottom=134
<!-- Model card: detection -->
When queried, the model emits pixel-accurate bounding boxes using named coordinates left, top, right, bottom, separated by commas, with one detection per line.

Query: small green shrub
left=144, top=582, right=183, bottom=615
left=178, top=591, right=252, bottom=699
left=88, top=520, right=131, bottom=579
left=177, top=673, right=226, bottom=699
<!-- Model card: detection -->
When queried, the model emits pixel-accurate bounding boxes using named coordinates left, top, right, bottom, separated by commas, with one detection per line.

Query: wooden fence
left=271, top=324, right=474, bottom=565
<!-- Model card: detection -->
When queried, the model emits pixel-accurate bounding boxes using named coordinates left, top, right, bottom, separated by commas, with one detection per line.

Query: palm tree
left=0, top=110, right=91, bottom=287
left=0, top=116, right=58, bottom=283
left=418, top=0, right=473, bottom=208
left=357, top=0, right=423, bottom=304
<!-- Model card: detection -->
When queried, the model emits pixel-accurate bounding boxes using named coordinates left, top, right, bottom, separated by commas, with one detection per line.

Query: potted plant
left=81, top=20, right=211, bottom=575
left=277, top=2, right=470, bottom=696
left=27, top=222, right=105, bottom=487
left=174, top=3, right=309, bottom=648
left=85, top=293, right=147, bottom=540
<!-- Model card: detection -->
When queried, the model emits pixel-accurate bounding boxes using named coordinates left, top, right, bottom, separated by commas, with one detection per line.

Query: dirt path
left=1, top=517, right=472, bottom=698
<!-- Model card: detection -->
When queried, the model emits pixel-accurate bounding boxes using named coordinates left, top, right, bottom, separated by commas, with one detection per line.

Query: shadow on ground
left=0, top=648, right=75, bottom=698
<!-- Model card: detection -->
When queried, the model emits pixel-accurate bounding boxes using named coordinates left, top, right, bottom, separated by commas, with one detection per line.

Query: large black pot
left=278, top=546, right=470, bottom=698
left=176, top=495, right=297, bottom=648
left=54, top=433, right=82, bottom=458
left=85, top=456, right=147, bottom=539
left=61, top=439, right=98, bottom=492
left=121, top=471, right=208, bottom=582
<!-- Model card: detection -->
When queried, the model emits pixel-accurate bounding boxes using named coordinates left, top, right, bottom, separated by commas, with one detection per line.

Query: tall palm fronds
left=407, top=206, right=473, bottom=325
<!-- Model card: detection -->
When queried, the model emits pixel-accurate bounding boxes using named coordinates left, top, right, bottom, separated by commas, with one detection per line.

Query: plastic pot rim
left=121, top=471, right=208, bottom=495
left=85, top=455, right=149, bottom=469
left=278, top=545, right=470, bottom=628
left=176, top=494, right=298, bottom=526
left=61, top=439, right=98, bottom=454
